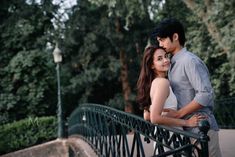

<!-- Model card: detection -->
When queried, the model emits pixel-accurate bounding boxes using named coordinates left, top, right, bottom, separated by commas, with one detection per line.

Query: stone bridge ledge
left=0, top=136, right=97, bottom=157
left=1, top=129, right=234, bottom=157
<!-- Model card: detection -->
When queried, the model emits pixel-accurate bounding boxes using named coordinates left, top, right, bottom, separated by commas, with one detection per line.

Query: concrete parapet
left=1, top=129, right=234, bottom=157
left=0, top=137, right=97, bottom=157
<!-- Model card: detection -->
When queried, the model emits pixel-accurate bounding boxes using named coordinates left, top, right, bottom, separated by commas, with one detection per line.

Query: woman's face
left=151, top=48, right=170, bottom=76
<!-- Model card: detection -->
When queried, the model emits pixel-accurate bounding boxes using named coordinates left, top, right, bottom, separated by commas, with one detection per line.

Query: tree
left=150, top=0, right=235, bottom=98
left=1, top=0, right=234, bottom=124
left=62, top=0, right=235, bottom=116
left=0, top=0, right=57, bottom=124
left=72, top=0, right=156, bottom=113
left=182, top=0, right=235, bottom=97
left=182, top=0, right=235, bottom=57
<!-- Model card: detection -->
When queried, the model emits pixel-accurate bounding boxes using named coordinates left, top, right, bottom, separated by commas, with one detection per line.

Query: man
left=152, top=18, right=222, bottom=157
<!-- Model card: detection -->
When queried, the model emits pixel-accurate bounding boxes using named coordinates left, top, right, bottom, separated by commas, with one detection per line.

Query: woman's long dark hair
left=136, top=45, right=165, bottom=110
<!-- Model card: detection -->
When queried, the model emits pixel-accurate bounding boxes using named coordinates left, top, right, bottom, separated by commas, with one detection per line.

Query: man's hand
left=186, top=114, right=207, bottom=127
left=162, top=108, right=181, bottom=118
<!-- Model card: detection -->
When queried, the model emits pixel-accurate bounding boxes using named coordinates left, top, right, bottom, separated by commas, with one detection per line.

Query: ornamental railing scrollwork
left=68, top=103, right=209, bottom=157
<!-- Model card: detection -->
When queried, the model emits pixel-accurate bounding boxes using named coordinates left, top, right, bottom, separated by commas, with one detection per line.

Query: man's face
left=157, top=37, right=172, bottom=53
left=157, top=36, right=178, bottom=55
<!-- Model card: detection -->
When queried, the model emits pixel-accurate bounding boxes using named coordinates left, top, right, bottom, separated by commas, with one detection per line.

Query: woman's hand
left=185, top=114, right=207, bottom=127
left=143, top=109, right=150, bottom=121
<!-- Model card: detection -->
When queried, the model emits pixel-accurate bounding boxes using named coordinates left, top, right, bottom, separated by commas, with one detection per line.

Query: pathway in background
left=219, top=129, right=235, bottom=157
left=132, top=129, right=235, bottom=157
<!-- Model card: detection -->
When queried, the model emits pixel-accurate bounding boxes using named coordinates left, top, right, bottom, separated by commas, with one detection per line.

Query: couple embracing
left=137, top=18, right=222, bottom=157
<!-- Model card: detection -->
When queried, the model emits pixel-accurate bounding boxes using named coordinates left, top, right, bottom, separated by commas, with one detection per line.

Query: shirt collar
left=171, top=48, right=187, bottom=63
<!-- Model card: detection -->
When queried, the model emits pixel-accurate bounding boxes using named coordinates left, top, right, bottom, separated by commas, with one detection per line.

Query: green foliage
left=0, top=0, right=57, bottom=124
left=214, top=97, right=235, bottom=128
left=211, top=62, right=235, bottom=97
left=207, top=0, right=235, bottom=56
left=0, top=116, right=57, bottom=155
left=0, top=0, right=234, bottom=126
left=154, top=0, right=235, bottom=99
left=62, top=0, right=123, bottom=111
left=62, top=0, right=155, bottom=114
left=88, top=0, right=150, bottom=20
left=105, top=93, right=125, bottom=110
left=180, top=0, right=235, bottom=98
left=0, top=50, right=56, bottom=124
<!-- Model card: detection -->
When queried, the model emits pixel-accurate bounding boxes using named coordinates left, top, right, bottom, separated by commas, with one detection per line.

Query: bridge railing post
left=198, top=120, right=210, bottom=157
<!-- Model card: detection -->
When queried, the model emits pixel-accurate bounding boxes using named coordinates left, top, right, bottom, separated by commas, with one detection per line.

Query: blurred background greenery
left=0, top=0, right=234, bottom=127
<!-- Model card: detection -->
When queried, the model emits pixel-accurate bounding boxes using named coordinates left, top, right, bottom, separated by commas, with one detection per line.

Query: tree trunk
left=120, top=49, right=133, bottom=113
left=115, top=17, right=133, bottom=113
left=182, top=0, right=228, bottom=54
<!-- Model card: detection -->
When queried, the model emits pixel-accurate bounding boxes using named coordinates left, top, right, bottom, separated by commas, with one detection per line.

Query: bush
left=0, top=116, right=57, bottom=155
left=214, top=98, right=235, bottom=129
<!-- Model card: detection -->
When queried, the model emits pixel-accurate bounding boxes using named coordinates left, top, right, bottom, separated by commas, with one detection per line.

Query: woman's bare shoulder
left=151, top=78, right=169, bottom=87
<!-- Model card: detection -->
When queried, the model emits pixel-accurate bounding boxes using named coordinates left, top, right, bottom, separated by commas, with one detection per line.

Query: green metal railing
left=68, top=103, right=210, bottom=157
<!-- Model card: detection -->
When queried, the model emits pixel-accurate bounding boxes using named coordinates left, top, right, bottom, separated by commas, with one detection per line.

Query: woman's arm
left=149, top=78, right=204, bottom=127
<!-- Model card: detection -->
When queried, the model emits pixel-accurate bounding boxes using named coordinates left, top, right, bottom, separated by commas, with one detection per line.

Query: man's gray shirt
left=168, top=48, right=219, bottom=131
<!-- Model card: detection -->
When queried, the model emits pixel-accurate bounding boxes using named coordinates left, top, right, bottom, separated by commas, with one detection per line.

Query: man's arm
left=164, top=100, right=203, bottom=118
left=176, top=100, right=203, bottom=118
left=173, top=57, right=212, bottom=118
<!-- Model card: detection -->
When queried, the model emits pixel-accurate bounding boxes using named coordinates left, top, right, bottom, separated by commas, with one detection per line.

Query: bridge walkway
left=0, top=129, right=233, bottom=157
left=70, top=129, right=235, bottom=157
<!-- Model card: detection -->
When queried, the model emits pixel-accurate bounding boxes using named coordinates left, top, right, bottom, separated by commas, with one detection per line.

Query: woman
left=136, top=45, right=203, bottom=127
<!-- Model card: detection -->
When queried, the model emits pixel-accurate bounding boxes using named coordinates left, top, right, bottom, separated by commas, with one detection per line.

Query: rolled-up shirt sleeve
left=185, top=58, right=214, bottom=107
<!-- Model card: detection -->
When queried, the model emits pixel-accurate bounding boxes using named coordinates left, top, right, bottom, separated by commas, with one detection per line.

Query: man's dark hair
left=152, top=18, right=186, bottom=46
